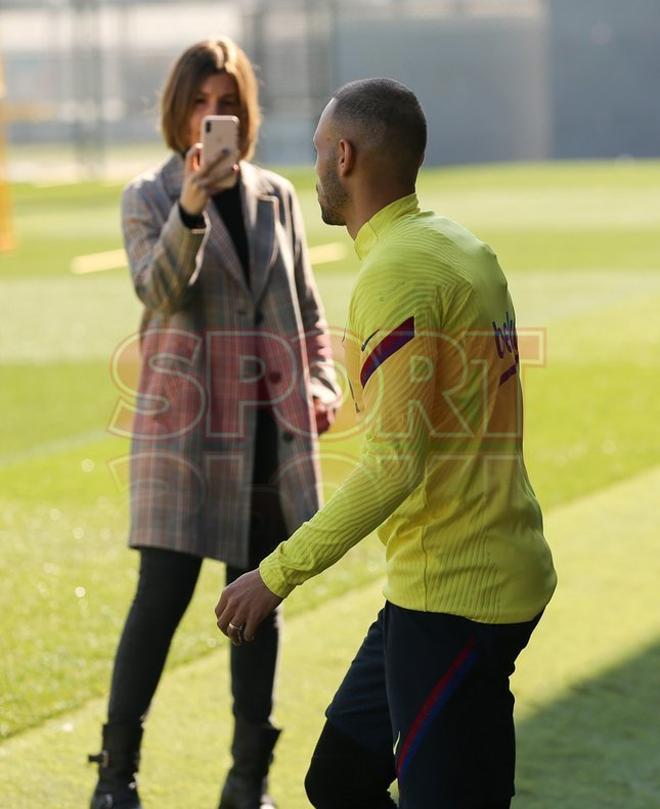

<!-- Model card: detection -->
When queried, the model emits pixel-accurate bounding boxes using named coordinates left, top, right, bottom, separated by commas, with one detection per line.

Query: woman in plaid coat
left=88, top=37, right=339, bottom=809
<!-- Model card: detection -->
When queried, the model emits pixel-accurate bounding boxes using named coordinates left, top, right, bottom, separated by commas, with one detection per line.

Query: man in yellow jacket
left=216, top=78, right=557, bottom=809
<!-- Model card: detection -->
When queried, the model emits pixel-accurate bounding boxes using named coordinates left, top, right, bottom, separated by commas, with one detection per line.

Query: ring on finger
left=228, top=622, right=245, bottom=641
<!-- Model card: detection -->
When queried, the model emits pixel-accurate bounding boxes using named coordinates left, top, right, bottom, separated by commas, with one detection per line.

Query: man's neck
left=345, top=185, right=416, bottom=240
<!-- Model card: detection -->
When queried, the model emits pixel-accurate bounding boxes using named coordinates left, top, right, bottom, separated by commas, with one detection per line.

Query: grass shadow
left=515, top=636, right=660, bottom=807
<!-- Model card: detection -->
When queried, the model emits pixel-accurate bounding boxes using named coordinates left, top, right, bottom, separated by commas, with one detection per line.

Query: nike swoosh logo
left=393, top=730, right=401, bottom=757
left=361, top=329, right=380, bottom=352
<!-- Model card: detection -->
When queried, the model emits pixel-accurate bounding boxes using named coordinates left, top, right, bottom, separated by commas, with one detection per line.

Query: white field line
left=70, top=249, right=127, bottom=275
left=0, top=430, right=109, bottom=469
left=308, top=242, right=348, bottom=265
left=70, top=242, right=348, bottom=275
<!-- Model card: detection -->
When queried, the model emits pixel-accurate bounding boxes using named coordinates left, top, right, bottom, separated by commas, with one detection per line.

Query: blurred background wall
left=1, top=0, right=659, bottom=171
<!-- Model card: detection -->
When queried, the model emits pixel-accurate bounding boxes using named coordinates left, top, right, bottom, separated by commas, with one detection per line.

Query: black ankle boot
left=88, top=722, right=143, bottom=809
left=218, top=718, right=281, bottom=809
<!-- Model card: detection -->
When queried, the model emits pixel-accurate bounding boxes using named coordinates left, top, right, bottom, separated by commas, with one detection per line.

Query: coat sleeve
left=121, top=181, right=210, bottom=313
left=287, top=186, right=340, bottom=406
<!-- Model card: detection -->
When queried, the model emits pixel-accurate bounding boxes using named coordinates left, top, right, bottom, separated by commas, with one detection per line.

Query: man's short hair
left=332, top=78, right=427, bottom=181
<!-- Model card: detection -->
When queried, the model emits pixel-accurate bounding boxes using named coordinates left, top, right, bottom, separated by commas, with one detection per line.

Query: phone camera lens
left=205, top=120, right=211, bottom=133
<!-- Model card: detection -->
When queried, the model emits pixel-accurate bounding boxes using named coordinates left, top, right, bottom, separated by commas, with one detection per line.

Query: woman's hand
left=179, top=143, right=239, bottom=216
left=313, top=396, right=337, bottom=436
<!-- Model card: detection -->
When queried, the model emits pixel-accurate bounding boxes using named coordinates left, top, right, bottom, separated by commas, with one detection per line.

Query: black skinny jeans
left=107, top=409, right=287, bottom=728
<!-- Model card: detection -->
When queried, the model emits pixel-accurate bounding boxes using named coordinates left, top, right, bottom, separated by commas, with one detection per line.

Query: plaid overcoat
left=121, top=154, right=339, bottom=567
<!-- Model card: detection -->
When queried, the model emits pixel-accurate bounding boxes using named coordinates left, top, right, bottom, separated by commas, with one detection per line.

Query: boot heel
left=218, top=720, right=281, bottom=809
left=88, top=722, right=144, bottom=809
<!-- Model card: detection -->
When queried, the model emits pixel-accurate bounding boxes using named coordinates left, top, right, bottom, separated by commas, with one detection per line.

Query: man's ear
left=337, top=138, right=355, bottom=177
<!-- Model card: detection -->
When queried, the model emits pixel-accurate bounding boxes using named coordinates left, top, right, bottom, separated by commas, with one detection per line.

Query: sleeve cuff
left=259, top=554, right=297, bottom=600
left=178, top=201, right=207, bottom=231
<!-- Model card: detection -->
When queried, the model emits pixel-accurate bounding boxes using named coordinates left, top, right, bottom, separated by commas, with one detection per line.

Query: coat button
left=269, top=371, right=282, bottom=384
left=255, top=310, right=264, bottom=325
left=282, top=431, right=294, bottom=443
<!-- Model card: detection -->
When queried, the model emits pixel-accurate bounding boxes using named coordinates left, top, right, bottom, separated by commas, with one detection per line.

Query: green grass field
left=1, top=158, right=660, bottom=807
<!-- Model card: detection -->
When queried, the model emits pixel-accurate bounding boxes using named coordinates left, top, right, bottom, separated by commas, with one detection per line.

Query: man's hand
left=215, top=569, right=282, bottom=645
left=313, top=396, right=336, bottom=436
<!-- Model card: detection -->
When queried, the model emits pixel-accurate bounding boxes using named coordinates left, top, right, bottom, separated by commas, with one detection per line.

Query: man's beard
left=317, top=163, right=347, bottom=226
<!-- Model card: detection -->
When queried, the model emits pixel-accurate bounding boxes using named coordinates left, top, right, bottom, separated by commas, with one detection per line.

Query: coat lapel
left=161, top=152, right=250, bottom=296
left=161, top=156, right=279, bottom=301
left=239, top=162, right=278, bottom=305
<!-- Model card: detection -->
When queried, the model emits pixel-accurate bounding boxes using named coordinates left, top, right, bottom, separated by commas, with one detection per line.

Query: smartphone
left=201, top=114, right=240, bottom=190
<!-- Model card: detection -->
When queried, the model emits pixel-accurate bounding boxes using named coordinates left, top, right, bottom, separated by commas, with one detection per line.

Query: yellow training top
left=260, top=193, right=557, bottom=623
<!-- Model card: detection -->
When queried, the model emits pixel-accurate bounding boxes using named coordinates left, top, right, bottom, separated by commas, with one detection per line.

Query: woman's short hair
left=160, top=37, right=261, bottom=160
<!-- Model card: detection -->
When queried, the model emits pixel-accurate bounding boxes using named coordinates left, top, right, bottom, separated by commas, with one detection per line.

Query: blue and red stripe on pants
left=323, top=603, right=541, bottom=808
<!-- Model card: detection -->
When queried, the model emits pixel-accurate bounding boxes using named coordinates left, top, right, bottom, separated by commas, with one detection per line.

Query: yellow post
left=0, top=52, right=15, bottom=252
